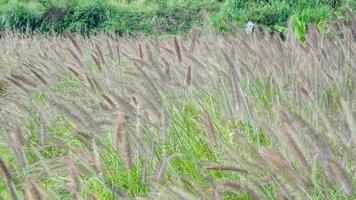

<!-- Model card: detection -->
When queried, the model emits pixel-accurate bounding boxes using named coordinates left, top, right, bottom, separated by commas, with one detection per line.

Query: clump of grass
left=0, top=13, right=355, bottom=199
left=0, top=80, right=7, bottom=96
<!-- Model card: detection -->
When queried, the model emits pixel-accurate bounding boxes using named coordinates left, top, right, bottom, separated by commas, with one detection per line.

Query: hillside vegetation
left=0, top=0, right=355, bottom=35
left=0, top=12, right=355, bottom=199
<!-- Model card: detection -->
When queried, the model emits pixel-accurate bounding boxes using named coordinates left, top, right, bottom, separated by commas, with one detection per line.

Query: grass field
left=0, top=11, right=355, bottom=199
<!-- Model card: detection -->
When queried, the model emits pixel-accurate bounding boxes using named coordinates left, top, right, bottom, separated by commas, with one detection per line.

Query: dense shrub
left=155, top=7, right=205, bottom=34
left=39, top=6, right=73, bottom=33
left=1, top=3, right=42, bottom=31
left=66, top=3, right=114, bottom=33
left=0, top=0, right=354, bottom=34
left=210, top=0, right=343, bottom=32
left=100, top=11, right=153, bottom=35
left=0, top=1, right=211, bottom=35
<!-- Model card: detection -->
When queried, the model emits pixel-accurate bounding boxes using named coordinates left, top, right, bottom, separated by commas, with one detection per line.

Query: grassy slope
left=0, top=15, right=355, bottom=199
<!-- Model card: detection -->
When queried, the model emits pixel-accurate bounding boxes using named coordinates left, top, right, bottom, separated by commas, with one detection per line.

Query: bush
left=0, top=0, right=354, bottom=35
left=2, top=3, right=43, bottom=31
left=100, top=11, right=153, bottom=35
left=155, top=7, right=205, bottom=34
left=211, top=0, right=338, bottom=32
left=39, top=6, right=73, bottom=33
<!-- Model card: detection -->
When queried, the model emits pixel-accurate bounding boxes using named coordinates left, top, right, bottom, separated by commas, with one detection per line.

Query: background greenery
left=0, top=0, right=354, bottom=35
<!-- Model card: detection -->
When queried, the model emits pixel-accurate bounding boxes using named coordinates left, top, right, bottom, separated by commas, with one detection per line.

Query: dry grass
left=0, top=16, right=355, bottom=199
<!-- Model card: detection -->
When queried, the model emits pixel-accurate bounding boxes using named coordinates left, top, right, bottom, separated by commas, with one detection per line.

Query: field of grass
left=0, top=0, right=355, bottom=35
left=0, top=10, right=355, bottom=199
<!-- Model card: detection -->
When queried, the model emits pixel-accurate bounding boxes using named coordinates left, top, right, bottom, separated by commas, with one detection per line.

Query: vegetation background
left=0, top=0, right=355, bottom=35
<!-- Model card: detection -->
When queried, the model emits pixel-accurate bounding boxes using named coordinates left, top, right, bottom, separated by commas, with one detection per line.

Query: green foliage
left=67, top=2, right=115, bottom=33
left=0, top=0, right=212, bottom=35
left=293, top=15, right=307, bottom=42
left=0, top=0, right=353, bottom=35
left=211, top=0, right=341, bottom=32
left=1, top=2, right=42, bottom=31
